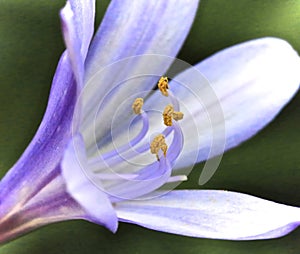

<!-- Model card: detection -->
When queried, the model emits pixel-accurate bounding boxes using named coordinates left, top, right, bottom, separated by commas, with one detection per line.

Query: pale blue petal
left=143, top=37, right=300, bottom=169
left=61, top=135, right=118, bottom=232
left=85, top=0, right=199, bottom=79
left=81, top=0, right=199, bottom=147
left=106, top=156, right=172, bottom=202
left=116, top=190, right=300, bottom=240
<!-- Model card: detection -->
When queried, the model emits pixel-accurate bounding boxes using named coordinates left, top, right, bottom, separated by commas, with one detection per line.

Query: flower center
left=86, top=77, right=186, bottom=201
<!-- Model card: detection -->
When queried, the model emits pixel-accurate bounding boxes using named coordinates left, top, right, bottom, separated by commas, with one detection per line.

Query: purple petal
left=0, top=167, right=99, bottom=244
left=60, top=0, right=95, bottom=88
left=0, top=52, right=77, bottom=218
left=0, top=177, right=85, bottom=244
left=116, top=190, right=300, bottom=240
left=61, top=135, right=118, bottom=232
left=81, top=0, right=199, bottom=146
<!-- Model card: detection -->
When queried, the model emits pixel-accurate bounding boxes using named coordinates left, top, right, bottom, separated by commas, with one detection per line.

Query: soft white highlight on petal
left=60, top=2, right=83, bottom=87
left=116, top=190, right=300, bottom=240
left=68, top=0, right=95, bottom=58
left=60, top=0, right=95, bottom=88
left=61, top=135, right=118, bottom=232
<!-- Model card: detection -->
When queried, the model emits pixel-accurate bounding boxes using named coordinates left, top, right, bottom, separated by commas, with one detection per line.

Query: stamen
left=168, top=90, right=180, bottom=111
left=150, top=134, right=168, bottom=161
left=132, top=98, right=144, bottom=114
left=89, top=110, right=149, bottom=167
left=158, top=76, right=169, bottom=96
left=173, top=111, right=184, bottom=121
left=162, top=104, right=184, bottom=126
left=166, top=120, right=184, bottom=162
left=163, top=104, right=174, bottom=126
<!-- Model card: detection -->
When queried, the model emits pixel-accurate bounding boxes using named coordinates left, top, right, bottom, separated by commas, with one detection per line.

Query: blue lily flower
left=0, top=0, right=300, bottom=244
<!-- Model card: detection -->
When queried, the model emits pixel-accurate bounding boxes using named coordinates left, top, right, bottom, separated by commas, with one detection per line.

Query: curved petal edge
left=115, top=190, right=300, bottom=240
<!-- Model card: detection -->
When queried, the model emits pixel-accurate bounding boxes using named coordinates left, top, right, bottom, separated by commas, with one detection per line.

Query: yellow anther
left=163, top=104, right=174, bottom=126
left=158, top=76, right=169, bottom=96
left=173, top=111, right=184, bottom=121
left=150, top=134, right=168, bottom=161
left=162, top=104, right=184, bottom=126
left=132, top=98, right=144, bottom=114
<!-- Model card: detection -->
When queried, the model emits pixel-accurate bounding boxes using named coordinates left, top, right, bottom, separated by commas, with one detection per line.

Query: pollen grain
left=163, top=104, right=174, bottom=126
left=162, top=104, right=184, bottom=126
left=132, top=98, right=144, bottom=114
left=173, top=111, right=184, bottom=121
left=158, top=76, right=169, bottom=96
left=150, top=134, right=168, bottom=161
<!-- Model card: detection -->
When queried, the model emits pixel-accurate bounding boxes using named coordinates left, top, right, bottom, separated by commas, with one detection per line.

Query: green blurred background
left=0, top=0, right=300, bottom=253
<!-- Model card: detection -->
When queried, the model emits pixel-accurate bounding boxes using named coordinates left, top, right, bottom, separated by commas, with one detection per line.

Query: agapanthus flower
left=1, top=0, right=300, bottom=244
